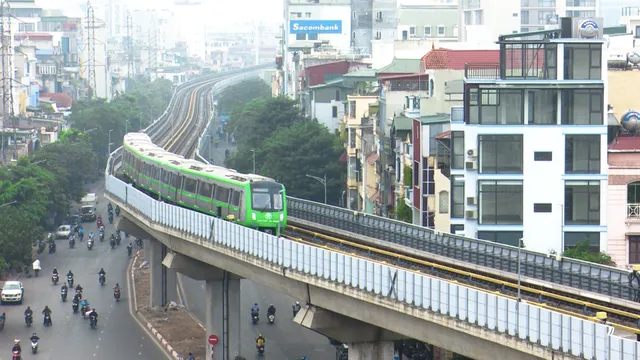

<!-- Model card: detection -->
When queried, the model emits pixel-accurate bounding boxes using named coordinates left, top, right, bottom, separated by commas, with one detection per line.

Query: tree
left=217, top=78, right=271, bottom=114
left=562, top=239, right=616, bottom=266
left=391, top=200, right=412, bottom=223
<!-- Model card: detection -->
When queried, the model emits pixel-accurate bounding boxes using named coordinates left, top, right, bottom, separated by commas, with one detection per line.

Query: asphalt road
left=180, top=126, right=336, bottom=360
left=0, top=183, right=168, bottom=360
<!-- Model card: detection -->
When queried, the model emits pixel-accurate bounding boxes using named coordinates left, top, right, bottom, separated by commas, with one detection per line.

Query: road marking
left=98, top=338, right=102, bottom=341
left=96, top=345, right=99, bottom=349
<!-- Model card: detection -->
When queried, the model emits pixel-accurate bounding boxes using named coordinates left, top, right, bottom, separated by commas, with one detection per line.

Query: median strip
left=131, top=250, right=206, bottom=359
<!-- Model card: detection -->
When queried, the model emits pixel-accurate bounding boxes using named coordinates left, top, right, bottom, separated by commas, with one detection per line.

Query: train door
left=228, top=189, right=242, bottom=221
left=214, top=186, right=230, bottom=218
left=196, top=181, right=213, bottom=211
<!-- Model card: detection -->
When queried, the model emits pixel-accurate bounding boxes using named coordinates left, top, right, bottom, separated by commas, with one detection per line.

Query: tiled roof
left=41, top=93, right=72, bottom=108
left=421, top=48, right=500, bottom=70
left=609, top=136, right=640, bottom=151
left=377, top=58, right=422, bottom=74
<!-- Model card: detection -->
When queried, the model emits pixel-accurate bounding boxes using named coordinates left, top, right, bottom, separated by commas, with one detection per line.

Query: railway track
left=117, top=65, right=640, bottom=343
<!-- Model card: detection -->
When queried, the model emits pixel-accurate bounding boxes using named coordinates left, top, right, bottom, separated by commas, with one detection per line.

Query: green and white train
left=121, top=133, right=287, bottom=233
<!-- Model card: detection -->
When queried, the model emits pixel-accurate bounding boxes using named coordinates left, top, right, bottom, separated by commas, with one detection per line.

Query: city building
left=521, top=0, right=598, bottom=33
left=450, top=19, right=608, bottom=254
left=352, top=0, right=398, bottom=55
left=397, top=0, right=458, bottom=40
left=458, top=0, right=520, bottom=43
left=8, top=0, right=42, bottom=33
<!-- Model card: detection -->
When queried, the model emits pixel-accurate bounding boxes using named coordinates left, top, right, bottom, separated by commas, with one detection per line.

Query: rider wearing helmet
left=12, top=339, right=21, bottom=354
left=267, top=304, right=276, bottom=316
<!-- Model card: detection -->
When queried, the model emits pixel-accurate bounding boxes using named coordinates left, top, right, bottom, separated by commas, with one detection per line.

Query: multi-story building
left=8, top=0, right=42, bottom=33
left=397, top=0, right=458, bottom=40
left=521, top=0, right=598, bottom=33
left=450, top=19, right=608, bottom=254
left=458, top=0, right=520, bottom=42
left=351, top=0, right=397, bottom=55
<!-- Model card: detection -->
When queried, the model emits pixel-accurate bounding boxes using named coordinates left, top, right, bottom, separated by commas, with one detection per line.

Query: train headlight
left=280, top=213, right=284, bottom=221
left=252, top=212, right=257, bottom=221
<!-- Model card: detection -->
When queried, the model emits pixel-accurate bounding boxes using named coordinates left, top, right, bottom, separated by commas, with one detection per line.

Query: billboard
left=289, top=20, right=342, bottom=34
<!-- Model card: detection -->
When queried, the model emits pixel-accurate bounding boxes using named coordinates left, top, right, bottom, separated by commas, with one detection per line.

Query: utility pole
left=126, top=11, right=134, bottom=84
left=148, top=17, right=158, bottom=81
left=1, top=0, right=14, bottom=162
left=86, top=1, right=97, bottom=99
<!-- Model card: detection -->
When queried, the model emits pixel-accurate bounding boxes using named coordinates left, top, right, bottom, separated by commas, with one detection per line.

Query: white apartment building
left=459, top=0, right=601, bottom=42
left=450, top=19, right=608, bottom=254
left=8, top=0, right=41, bottom=33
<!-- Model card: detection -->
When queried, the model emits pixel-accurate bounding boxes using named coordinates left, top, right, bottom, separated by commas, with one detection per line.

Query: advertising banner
left=289, top=20, right=342, bottom=34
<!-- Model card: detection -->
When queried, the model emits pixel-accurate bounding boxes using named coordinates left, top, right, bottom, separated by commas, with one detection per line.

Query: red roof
left=421, top=48, right=500, bottom=70
left=609, top=136, right=640, bottom=151
left=40, top=93, right=72, bottom=108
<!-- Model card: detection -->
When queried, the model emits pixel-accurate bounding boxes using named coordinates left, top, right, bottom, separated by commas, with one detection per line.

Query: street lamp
left=108, top=129, right=114, bottom=155
left=250, top=149, right=256, bottom=174
left=0, top=200, right=17, bottom=209
left=306, top=174, right=327, bottom=204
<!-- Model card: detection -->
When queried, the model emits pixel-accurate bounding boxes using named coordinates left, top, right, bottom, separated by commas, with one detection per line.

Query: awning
left=367, top=152, right=379, bottom=164
left=435, top=130, right=451, bottom=139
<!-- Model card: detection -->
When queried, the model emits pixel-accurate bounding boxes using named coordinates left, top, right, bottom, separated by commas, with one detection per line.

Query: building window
left=468, top=89, right=523, bottom=125
left=352, top=31, right=356, bottom=39
left=409, top=26, right=416, bottom=36
left=437, top=25, right=445, bottom=36
left=629, top=236, right=640, bottom=264
left=478, top=135, right=523, bottom=174
left=334, top=89, right=340, bottom=101
left=308, top=34, right=318, bottom=40
left=352, top=11, right=356, bottom=19
left=439, top=191, right=449, bottom=213
left=424, top=25, right=431, bottom=36
left=565, top=181, right=600, bottom=225
left=564, top=44, right=601, bottom=80
left=477, top=231, right=523, bottom=246
left=527, top=89, right=557, bottom=124
left=305, top=12, right=311, bottom=18
left=375, top=31, right=381, bottom=40
left=565, top=135, right=600, bottom=174
left=296, top=33, right=306, bottom=40
left=332, top=106, right=338, bottom=118
left=503, top=43, right=556, bottom=79
left=451, top=131, right=464, bottom=169
left=534, top=151, right=552, bottom=161
left=564, top=232, right=600, bottom=252
left=375, top=11, right=382, bottom=21
left=452, top=25, right=458, bottom=37
left=450, top=224, right=464, bottom=234
left=451, top=176, right=465, bottom=218
left=534, top=203, right=552, bottom=212
left=478, top=180, right=524, bottom=225
left=521, top=10, right=529, bottom=24
left=561, top=89, right=603, bottom=125
left=566, top=0, right=596, bottom=6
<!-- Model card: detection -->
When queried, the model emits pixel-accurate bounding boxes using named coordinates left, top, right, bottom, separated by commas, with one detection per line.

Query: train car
left=121, top=133, right=287, bottom=232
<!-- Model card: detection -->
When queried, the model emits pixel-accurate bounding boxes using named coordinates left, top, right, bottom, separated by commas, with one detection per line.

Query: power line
left=86, top=1, right=97, bottom=99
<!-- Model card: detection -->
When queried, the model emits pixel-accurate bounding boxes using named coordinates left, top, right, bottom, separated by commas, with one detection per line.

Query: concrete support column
left=348, top=341, right=395, bottom=360
left=164, top=266, right=177, bottom=305
left=205, top=272, right=241, bottom=360
left=148, top=238, right=163, bottom=307
left=143, top=239, right=151, bottom=263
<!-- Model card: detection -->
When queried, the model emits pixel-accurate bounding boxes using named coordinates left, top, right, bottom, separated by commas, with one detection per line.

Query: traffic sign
left=208, top=334, right=219, bottom=345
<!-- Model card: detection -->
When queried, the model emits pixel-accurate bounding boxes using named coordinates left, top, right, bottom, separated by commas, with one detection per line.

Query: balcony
left=464, top=64, right=499, bottom=80
left=628, top=204, right=640, bottom=219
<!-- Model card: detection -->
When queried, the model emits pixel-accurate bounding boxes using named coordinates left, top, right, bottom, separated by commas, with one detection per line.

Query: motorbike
left=99, top=274, right=105, bottom=286
left=25, top=314, right=33, bottom=326
left=79, top=233, right=84, bottom=241
left=48, top=243, right=56, bottom=254
left=127, top=246, right=132, bottom=256
left=72, top=302, right=79, bottom=314
left=67, top=275, right=74, bottom=287
left=12, top=350, right=20, bottom=360
left=81, top=305, right=90, bottom=318
left=43, top=314, right=51, bottom=326
left=52, top=273, right=59, bottom=285
left=115, top=206, right=120, bottom=216
left=89, top=315, right=97, bottom=329
left=61, top=288, right=68, bottom=302
left=87, top=239, right=94, bottom=250
left=99, top=232, right=104, bottom=242
left=110, top=239, right=116, bottom=249
left=114, top=288, right=121, bottom=302
left=69, top=238, right=75, bottom=248
left=33, top=263, right=41, bottom=277
left=108, top=214, right=113, bottom=224
left=30, top=339, right=38, bottom=354
left=97, top=219, right=103, bottom=228
left=115, top=234, right=121, bottom=246
left=257, top=345, right=265, bottom=355
left=252, top=313, right=259, bottom=324
left=268, top=313, right=275, bottom=324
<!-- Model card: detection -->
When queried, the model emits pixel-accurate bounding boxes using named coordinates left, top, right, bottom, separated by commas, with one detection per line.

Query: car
left=56, top=225, right=71, bottom=239
left=1, top=281, right=24, bottom=304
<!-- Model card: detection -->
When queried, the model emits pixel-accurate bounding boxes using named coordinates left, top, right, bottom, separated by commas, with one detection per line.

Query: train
left=120, top=133, right=287, bottom=233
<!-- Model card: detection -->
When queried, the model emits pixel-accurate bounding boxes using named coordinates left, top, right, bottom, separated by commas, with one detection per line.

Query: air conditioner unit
left=465, top=210, right=477, bottom=220
left=465, top=160, right=477, bottom=170
left=466, top=149, right=476, bottom=158
left=466, top=196, right=477, bottom=206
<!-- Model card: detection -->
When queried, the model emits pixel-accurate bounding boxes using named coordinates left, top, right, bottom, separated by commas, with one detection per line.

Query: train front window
left=251, top=183, right=284, bottom=212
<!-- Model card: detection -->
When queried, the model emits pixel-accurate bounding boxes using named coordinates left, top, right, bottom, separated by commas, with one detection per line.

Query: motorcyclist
left=267, top=304, right=276, bottom=316
left=0, top=312, right=5, bottom=326
left=292, top=301, right=301, bottom=316
left=78, top=227, right=84, bottom=237
left=80, top=298, right=89, bottom=311
left=29, top=333, right=39, bottom=346
left=108, top=202, right=113, bottom=212
left=256, top=334, right=265, bottom=348
left=127, top=242, right=133, bottom=255
left=52, top=268, right=58, bottom=276
left=75, top=284, right=83, bottom=298
left=42, top=306, right=52, bottom=325
left=11, top=339, right=21, bottom=355
left=251, top=303, right=259, bottom=318
left=61, top=283, right=68, bottom=296
left=98, top=268, right=106, bottom=282
left=187, top=352, right=195, bottom=360
left=88, top=308, right=98, bottom=325
left=67, top=270, right=74, bottom=278
left=24, top=307, right=33, bottom=321
left=89, top=231, right=95, bottom=240
left=110, top=233, right=116, bottom=244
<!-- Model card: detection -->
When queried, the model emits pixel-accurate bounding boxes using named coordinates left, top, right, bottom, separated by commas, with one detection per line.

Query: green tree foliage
left=68, top=78, right=173, bottom=163
left=562, top=239, right=616, bottom=266
left=0, top=134, right=95, bottom=275
left=226, top=97, right=346, bottom=204
left=217, top=78, right=271, bottom=114
left=391, top=199, right=412, bottom=223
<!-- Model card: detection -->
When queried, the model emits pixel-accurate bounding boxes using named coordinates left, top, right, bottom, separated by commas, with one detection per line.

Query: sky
left=33, top=0, right=283, bottom=27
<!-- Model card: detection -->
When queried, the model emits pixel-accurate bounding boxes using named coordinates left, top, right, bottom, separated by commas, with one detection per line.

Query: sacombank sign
left=289, top=20, right=342, bottom=34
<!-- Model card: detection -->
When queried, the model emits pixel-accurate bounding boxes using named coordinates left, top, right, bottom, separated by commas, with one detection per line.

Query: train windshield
left=251, top=182, right=284, bottom=212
